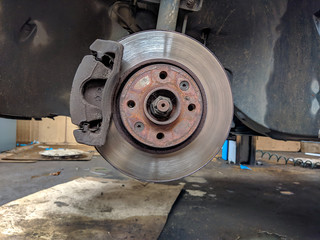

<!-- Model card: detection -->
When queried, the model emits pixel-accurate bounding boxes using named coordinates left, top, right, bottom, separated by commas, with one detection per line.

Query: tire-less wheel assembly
left=70, top=31, right=233, bottom=182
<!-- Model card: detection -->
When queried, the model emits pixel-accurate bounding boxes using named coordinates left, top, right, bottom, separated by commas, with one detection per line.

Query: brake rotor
left=96, top=31, right=233, bottom=182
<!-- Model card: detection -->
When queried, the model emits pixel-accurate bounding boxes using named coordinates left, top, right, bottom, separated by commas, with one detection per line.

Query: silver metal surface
left=140, top=0, right=203, bottom=12
left=182, top=14, right=188, bottom=34
left=156, top=0, right=180, bottom=31
left=96, top=31, right=233, bottom=182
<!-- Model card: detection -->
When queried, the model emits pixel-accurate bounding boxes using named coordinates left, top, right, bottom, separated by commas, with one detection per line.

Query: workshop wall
left=0, top=118, right=16, bottom=152
left=16, top=117, right=77, bottom=144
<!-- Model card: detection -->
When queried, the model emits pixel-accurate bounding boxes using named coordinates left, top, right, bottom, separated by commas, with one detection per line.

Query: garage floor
left=0, top=154, right=320, bottom=240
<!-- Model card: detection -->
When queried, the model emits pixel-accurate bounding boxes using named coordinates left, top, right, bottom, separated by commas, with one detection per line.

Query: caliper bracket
left=70, top=40, right=123, bottom=146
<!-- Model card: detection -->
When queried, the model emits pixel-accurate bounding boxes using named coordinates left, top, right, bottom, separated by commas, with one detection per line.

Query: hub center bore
left=119, top=63, right=204, bottom=149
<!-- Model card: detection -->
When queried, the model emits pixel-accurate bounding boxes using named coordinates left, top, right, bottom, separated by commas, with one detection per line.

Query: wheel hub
left=119, top=63, right=204, bottom=148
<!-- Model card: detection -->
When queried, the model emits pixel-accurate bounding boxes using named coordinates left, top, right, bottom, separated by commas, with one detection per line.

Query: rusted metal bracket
left=70, top=40, right=123, bottom=146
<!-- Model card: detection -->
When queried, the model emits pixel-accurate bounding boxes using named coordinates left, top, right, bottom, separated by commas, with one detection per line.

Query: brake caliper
left=70, top=40, right=123, bottom=146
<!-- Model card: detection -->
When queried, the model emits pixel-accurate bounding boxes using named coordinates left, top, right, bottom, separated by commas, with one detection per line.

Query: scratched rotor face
left=96, top=31, right=233, bottom=182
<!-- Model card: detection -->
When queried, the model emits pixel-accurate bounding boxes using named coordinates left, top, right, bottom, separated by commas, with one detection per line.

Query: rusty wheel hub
left=119, top=64, right=204, bottom=148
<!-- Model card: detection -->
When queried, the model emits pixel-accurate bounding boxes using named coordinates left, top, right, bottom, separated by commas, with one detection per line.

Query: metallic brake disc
left=96, top=31, right=233, bottom=182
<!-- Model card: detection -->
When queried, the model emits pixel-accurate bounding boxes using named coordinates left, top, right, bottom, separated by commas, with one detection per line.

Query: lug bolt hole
left=127, top=100, right=135, bottom=108
left=159, top=71, right=167, bottom=79
left=134, top=122, right=144, bottom=132
left=180, top=81, right=189, bottom=91
left=188, top=104, right=196, bottom=111
left=156, top=132, right=164, bottom=140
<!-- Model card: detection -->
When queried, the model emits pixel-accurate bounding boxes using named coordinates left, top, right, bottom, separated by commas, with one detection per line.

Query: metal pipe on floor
left=156, top=0, right=181, bottom=31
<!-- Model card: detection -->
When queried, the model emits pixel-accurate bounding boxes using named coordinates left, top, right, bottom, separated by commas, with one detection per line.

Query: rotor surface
left=96, top=31, right=233, bottom=182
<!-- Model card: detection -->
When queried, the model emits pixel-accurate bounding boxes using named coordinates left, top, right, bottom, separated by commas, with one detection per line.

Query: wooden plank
left=37, top=117, right=66, bottom=143
left=301, top=141, right=320, bottom=153
left=17, top=117, right=74, bottom=144
left=66, top=117, right=78, bottom=144
left=256, top=136, right=300, bottom=152
left=30, top=119, right=40, bottom=142
left=16, top=120, right=31, bottom=143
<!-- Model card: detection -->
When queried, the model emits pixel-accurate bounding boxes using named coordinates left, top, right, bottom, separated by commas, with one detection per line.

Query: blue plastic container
left=222, top=140, right=228, bottom=160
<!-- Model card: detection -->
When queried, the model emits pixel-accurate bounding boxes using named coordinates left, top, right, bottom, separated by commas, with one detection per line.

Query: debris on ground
left=240, top=165, right=252, bottom=170
left=49, top=171, right=61, bottom=176
left=186, top=189, right=207, bottom=197
left=31, top=170, right=62, bottom=179
left=280, top=191, right=294, bottom=196
left=256, top=160, right=263, bottom=166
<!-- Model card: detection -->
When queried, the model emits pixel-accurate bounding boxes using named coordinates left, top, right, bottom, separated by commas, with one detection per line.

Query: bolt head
left=187, top=0, right=195, bottom=8
left=151, top=96, right=173, bottom=118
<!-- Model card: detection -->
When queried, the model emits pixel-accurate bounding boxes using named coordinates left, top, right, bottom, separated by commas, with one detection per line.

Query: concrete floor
left=0, top=155, right=320, bottom=239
